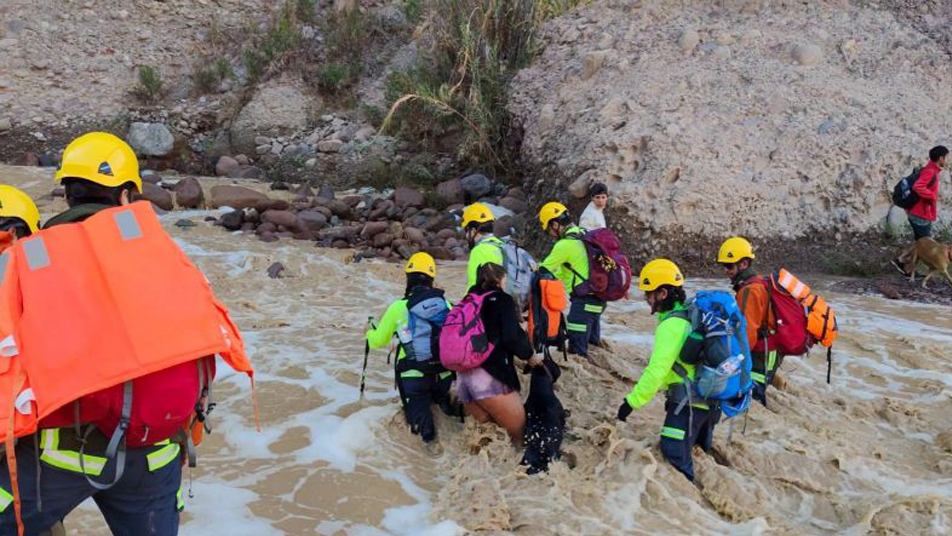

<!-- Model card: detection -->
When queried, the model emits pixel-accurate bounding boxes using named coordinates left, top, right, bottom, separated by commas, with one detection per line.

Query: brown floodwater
left=4, top=166, right=952, bottom=536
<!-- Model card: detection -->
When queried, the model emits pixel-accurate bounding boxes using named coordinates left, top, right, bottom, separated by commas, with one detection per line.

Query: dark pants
left=566, top=296, right=605, bottom=356
left=0, top=436, right=181, bottom=536
left=396, top=371, right=457, bottom=443
left=751, top=350, right=782, bottom=407
left=659, top=398, right=720, bottom=482
left=909, top=215, right=933, bottom=240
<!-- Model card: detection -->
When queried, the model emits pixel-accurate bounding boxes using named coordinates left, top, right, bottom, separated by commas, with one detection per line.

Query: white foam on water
left=184, top=481, right=279, bottom=535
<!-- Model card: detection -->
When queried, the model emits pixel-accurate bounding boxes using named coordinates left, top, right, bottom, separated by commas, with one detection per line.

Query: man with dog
left=893, top=145, right=947, bottom=276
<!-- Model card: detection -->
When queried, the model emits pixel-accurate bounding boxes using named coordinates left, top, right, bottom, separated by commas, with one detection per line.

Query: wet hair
left=930, top=145, right=949, bottom=162
left=589, top=182, right=608, bottom=196
left=466, top=220, right=495, bottom=234
left=404, top=272, right=434, bottom=298
left=0, top=217, right=31, bottom=239
left=475, top=262, right=507, bottom=290
left=655, top=285, right=686, bottom=313
left=63, top=178, right=136, bottom=208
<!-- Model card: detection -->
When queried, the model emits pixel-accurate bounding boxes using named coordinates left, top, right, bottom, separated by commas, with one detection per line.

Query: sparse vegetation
left=295, top=0, right=316, bottom=24
left=404, top=0, right=424, bottom=24
left=192, top=57, right=236, bottom=95
left=134, top=65, right=165, bottom=103
left=317, top=63, right=351, bottom=93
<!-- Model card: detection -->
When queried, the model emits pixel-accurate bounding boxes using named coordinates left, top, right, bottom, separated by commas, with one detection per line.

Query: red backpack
left=750, top=276, right=809, bottom=356
left=40, top=357, right=216, bottom=448
left=567, top=228, right=632, bottom=302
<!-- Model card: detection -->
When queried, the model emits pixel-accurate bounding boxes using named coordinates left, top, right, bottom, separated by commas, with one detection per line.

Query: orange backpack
left=528, top=270, right=568, bottom=360
left=772, top=269, right=839, bottom=382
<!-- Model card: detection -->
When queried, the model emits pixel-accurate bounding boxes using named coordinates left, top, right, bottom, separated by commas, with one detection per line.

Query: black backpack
left=892, top=167, right=927, bottom=209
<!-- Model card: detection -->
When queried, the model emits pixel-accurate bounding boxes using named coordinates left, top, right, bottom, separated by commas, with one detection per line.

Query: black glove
left=617, top=400, right=633, bottom=422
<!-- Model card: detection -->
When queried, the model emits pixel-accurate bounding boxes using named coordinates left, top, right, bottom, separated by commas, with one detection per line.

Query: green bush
left=191, top=66, right=218, bottom=94
left=134, top=65, right=165, bottom=102
left=404, top=0, right=424, bottom=24
left=243, top=49, right=265, bottom=82
left=317, top=63, right=351, bottom=93
left=215, top=58, right=235, bottom=81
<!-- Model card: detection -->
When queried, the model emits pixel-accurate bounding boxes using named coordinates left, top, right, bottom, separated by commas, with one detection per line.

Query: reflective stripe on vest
left=751, top=371, right=767, bottom=384
left=566, top=322, right=587, bottom=333
left=0, top=486, right=12, bottom=513
left=777, top=269, right=811, bottom=299
left=39, top=429, right=107, bottom=476
left=177, top=486, right=185, bottom=512
left=146, top=440, right=181, bottom=472
left=0, top=251, right=9, bottom=284
left=23, top=237, right=50, bottom=271
left=114, top=210, right=143, bottom=241
left=661, top=426, right=685, bottom=441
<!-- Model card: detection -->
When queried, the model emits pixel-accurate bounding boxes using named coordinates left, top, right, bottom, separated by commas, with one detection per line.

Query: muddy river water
left=5, top=167, right=952, bottom=535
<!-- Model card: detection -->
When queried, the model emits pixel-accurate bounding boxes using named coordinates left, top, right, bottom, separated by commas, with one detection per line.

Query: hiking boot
left=891, top=258, right=911, bottom=277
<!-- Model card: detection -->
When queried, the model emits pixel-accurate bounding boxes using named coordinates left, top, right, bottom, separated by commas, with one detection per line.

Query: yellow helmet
left=54, top=132, right=143, bottom=193
left=538, top=201, right=568, bottom=230
left=461, top=203, right=495, bottom=229
left=638, top=258, right=684, bottom=291
left=717, top=236, right=755, bottom=264
left=0, top=185, right=40, bottom=234
left=406, top=252, right=437, bottom=277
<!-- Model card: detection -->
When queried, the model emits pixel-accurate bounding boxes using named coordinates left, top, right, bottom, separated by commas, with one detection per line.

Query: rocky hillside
left=510, top=0, right=952, bottom=258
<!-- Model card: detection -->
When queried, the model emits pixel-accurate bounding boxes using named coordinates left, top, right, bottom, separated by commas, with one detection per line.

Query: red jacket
left=908, top=160, right=942, bottom=221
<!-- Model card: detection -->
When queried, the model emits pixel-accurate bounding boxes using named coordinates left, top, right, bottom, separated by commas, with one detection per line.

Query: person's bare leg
left=465, top=402, right=490, bottom=423
left=475, top=392, right=526, bottom=444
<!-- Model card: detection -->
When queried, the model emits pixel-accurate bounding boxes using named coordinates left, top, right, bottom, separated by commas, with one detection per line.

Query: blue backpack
left=399, top=289, right=450, bottom=372
left=672, top=291, right=753, bottom=419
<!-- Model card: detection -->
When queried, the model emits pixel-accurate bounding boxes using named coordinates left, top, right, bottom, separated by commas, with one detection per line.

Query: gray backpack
left=498, top=237, right=537, bottom=312
left=403, top=289, right=450, bottom=362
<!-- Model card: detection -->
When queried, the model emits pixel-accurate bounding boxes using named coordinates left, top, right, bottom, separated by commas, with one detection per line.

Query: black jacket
left=469, top=285, right=533, bottom=391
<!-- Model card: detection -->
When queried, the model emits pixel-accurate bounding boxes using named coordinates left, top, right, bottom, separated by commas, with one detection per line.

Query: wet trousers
left=0, top=434, right=182, bottom=536
left=566, top=296, right=605, bottom=356
left=659, top=398, right=720, bottom=482
left=396, top=370, right=458, bottom=443
left=751, top=350, right=782, bottom=407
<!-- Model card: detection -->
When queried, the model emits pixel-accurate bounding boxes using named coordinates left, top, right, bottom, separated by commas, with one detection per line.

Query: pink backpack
left=439, top=292, right=496, bottom=372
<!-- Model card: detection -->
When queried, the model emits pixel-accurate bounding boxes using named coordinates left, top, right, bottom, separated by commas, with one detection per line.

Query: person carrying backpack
left=616, top=259, right=722, bottom=482
left=451, top=263, right=537, bottom=443
left=538, top=202, right=605, bottom=357
left=366, top=253, right=459, bottom=446
left=893, top=145, right=948, bottom=275
left=718, top=237, right=780, bottom=406
left=0, top=133, right=253, bottom=536
left=461, top=203, right=536, bottom=311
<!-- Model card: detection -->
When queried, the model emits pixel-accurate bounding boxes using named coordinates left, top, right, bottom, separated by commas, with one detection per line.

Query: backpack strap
left=80, top=381, right=132, bottom=491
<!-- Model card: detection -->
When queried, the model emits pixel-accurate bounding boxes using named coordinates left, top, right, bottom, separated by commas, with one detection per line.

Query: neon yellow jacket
left=540, top=226, right=589, bottom=295
left=625, top=304, right=696, bottom=409
left=467, top=235, right=504, bottom=288
left=366, top=296, right=452, bottom=362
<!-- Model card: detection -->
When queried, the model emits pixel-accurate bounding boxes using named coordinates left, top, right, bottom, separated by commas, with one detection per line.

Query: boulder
left=254, top=199, right=291, bottom=212
left=230, top=83, right=312, bottom=154
left=320, top=226, right=360, bottom=242
left=139, top=182, right=173, bottom=211
left=128, top=122, right=174, bottom=157
left=436, top=229, right=456, bottom=240
left=229, top=165, right=263, bottom=180
left=317, top=185, right=335, bottom=200
left=328, top=199, right=353, bottom=219
left=460, top=173, right=493, bottom=200
left=293, top=183, right=315, bottom=198
left=317, top=139, right=344, bottom=153
left=373, top=232, right=394, bottom=248
left=215, top=156, right=240, bottom=177
left=792, top=43, right=822, bottom=66
left=425, top=246, right=454, bottom=261
left=261, top=210, right=302, bottom=231
left=506, top=187, right=526, bottom=200
left=219, top=210, right=244, bottom=231
left=425, top=214, right=456, bottom=233
left=209, top=185, right=270, bottom=209
left=404, top=226, right=426, bottom=245
left=259, top=232, right=279, bottom=243
left=361, top=221, right=390, bottom=238
left=141, top=170, right=162, bottom=184
left=298, top=211, right=328, bottom=232
left=444, top=237, right=459, bottom=249
left=173, top=177, right=205, bottom=209
left=369, top=200, right=394, bottom=220
left=436, top=179, right=465, bottom=204
left=394, top=187, right=424, bottom=208
left=499, top=196, right=527, bottom=214
left=256, top=222, right=277, bottom=234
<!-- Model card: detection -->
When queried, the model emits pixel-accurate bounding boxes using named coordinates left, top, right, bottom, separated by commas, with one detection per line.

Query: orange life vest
left=773, top=269, right=838, bottom=348
left=0, top=201, right=254, bottom=442
left=528, top=272, right=568, bottom=359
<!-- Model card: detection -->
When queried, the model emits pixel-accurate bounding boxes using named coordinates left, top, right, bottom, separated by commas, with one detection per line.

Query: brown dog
left=907, top=237, right=952, bottom=288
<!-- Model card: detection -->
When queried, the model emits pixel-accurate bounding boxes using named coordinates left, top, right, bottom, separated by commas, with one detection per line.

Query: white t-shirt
left=579, top=201, right=606, bottom=230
